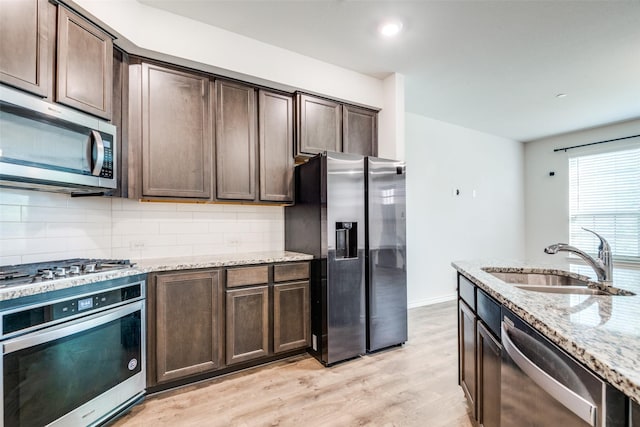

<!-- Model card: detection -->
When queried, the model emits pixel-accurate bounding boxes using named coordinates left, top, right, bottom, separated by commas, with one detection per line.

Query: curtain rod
left=554, top=134, right=640, bottom=152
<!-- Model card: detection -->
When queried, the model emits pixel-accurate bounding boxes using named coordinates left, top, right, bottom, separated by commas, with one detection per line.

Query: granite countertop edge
left=0, top=251, right=314, bottom=302
left=451, top=259, right=640, bottom=406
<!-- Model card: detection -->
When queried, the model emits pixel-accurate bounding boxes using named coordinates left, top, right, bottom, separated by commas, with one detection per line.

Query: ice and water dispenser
left=335, top=222, right=358, bottom=259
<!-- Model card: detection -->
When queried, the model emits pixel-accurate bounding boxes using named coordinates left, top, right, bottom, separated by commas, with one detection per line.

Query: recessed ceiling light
left=556, top=93, right=568, bottom=98
left=379, top=20, right=403, bottom=38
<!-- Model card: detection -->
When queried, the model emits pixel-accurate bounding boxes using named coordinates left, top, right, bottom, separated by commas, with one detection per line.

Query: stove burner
left=0, top=259, right=135, bottom=288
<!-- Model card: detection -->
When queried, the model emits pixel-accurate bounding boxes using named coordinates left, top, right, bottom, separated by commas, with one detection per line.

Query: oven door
left=1, top=301, right=145, bottom=427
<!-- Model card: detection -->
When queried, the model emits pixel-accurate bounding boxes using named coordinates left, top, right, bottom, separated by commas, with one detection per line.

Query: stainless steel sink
left=482, top=268, right=635, bottom=296
left=486, top=271, right=590, bottom=287
left=482, top=267, right=635, bottom=295
left=514, top=284, right=609, bottom=295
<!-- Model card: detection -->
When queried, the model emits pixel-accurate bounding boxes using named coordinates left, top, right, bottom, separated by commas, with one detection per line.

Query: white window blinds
left=569, top=144, right=640, bottom=263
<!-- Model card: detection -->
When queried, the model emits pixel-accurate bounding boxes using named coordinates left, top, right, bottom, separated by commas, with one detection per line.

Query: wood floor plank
left=114, top=300, right=473, bottom=427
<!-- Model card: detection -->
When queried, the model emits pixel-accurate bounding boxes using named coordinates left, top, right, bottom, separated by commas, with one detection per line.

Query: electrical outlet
left=129, top=240, right=145, bottom=250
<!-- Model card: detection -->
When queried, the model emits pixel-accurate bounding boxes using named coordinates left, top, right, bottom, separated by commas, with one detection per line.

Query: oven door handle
left=3, top=301, right=143, bottom=355
left=501, top=321, right=597, bottom=426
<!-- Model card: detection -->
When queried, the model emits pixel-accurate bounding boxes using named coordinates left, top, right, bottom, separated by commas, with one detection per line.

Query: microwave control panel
left=100, top=146, right=113, bottom=178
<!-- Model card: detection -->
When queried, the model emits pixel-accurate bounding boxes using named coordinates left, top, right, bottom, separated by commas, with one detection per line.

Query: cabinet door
left=259, top=90, right=293, bottom=202
left=343, top=105, right=377, bottom=157
left=141, top=63, right=212, bottom=198
left=477, top=321, right=501, bottom=427
left=215, top=80, right=256, bottom=200
left=226, top=286, right=269, bottom=365
left=152, top=270, right=223, bottom=385
left=56, top=6, right=113, bottom=119
left=0, top=0, right=49, bottom=96
left=459, top=299, right=477, bottom=418
left=296, top=93, right=341, bottom=157
left=273, top=281, right=310, bottom=353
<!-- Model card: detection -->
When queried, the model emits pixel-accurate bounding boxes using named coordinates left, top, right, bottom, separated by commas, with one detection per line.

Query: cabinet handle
left=90, top=130, right=105, bottom=176
left=501, top=321, right=597, bottom=426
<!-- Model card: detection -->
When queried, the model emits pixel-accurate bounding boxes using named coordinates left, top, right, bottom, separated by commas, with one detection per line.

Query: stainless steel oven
left=501, top=307, right=627, bottom=427
left=0, top=274, right=145, bottom=426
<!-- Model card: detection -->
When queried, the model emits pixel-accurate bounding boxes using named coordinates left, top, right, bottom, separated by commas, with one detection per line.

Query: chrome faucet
left=544, top=228, right=613, bottom=285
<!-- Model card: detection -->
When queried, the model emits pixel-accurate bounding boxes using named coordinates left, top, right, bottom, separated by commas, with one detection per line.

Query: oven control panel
left=1, top=283, right=142, bottom=337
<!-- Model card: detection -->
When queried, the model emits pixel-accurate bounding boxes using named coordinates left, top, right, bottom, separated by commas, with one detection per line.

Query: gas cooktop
left=0, top=259, right=135, bottom=288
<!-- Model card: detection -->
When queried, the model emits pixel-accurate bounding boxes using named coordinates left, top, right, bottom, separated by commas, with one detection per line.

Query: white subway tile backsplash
left=21, top=206, right=87, bottom=223
left=0, top=189, right=67, bottom=208
left=0, top=188, right=286, bottom=264
left=0, top=222, right=46, bottom=239
left=0, top=205, right=21, bottom=222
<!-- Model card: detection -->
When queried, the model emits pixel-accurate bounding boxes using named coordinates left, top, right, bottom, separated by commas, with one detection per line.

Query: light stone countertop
left=452, top=259, right=640, bottom=405
left=0, top=251, right=313, bottom=303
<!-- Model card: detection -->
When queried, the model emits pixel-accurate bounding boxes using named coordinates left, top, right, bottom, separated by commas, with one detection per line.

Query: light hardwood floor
left=114, top=300, right=473, bottom=427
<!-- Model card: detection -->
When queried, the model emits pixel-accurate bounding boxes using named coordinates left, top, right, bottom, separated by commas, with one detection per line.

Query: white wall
left=524, top=118, right=640, bottom=262
left=0, top=188, right=283, bottom=265
left=405, top=113, right=525, bottom=307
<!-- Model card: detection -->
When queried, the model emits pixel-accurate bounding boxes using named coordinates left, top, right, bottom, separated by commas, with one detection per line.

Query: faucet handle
left=581, top=227, right=611, bottom=253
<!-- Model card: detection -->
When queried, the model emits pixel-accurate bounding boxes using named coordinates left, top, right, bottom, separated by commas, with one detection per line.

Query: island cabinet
left=147, top=270, right=224, bottom=387
left=295, top=92, right=379, bottom=160
left=0, top=0, right=113, bottom=119
left=129, top=61, right=212, bottom=199
left=457, top=273, right=502, bottom=427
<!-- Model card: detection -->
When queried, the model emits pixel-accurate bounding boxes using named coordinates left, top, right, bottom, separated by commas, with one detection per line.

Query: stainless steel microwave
left=0, top=85, right=117, bottom=194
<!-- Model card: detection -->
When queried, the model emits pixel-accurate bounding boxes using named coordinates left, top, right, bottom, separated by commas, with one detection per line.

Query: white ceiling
left=140, top=0, right=640, bottom=142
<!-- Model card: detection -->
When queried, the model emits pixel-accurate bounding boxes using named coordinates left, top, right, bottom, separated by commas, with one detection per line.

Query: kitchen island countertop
left=0, top=251, right=313, bottom=303
left=452, top=259, right=640, bottom=405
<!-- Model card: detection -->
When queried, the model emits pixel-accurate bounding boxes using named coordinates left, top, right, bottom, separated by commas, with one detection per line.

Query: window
left=569, top=145, right=640, bottom=264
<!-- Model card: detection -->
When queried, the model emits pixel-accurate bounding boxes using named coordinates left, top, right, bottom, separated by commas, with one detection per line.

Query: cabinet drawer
left=274, top=262, right=309, bottom=282
left=458, top=274, right=476, bottom=310
left=477, top=289, right=501, bottom=340
left=226, top=266, right=269, bottom=288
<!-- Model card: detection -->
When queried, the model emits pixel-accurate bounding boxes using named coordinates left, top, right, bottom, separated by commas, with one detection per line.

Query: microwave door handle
left=90, top=130, right=105, bottom=176
left=501, top=322, right=597, bottom=426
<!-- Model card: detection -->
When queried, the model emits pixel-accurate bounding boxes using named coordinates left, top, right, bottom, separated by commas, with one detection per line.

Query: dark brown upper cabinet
left=259, top=90, right=294, bottom=202
left=215, top=80, right=257, bottom=201
left=343, top=104, right=378, bottom=157
left=139, top=62, right=212, bottom=199
left=296, top=93, right=342, bottom=157
left=56, top=6, right=113, bottom=120
left=0, top=0, right=49, bottom=97
left=0, top=1, right=114, bottom=120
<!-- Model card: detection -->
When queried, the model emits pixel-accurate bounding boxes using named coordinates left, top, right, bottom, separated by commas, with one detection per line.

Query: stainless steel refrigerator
left=285, top=152, right=366, bottom=366
left=365, top=156, right=407, bottom=352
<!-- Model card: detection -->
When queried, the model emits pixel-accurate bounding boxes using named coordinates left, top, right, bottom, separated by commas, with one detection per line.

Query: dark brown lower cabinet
left=459, top=299, right=477, bottom=417
left=273, top=281, right=310, bottom=353
left=477, top=321, right=501, bottom=427
left=149, top=270, right=223, bottom=386
left=226, top=285, right=270, bottom=365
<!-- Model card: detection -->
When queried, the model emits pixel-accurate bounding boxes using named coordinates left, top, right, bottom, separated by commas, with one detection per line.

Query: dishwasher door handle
left=501, top=321, right=597, bottom=426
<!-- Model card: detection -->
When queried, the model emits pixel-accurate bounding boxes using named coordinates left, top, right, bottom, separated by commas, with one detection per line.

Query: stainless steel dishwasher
left=501, top=307, right=627, bottom=427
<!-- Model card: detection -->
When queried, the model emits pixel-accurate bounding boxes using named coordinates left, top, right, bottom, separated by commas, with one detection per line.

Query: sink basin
left=482, top=268, right=635, bottom=296
left=486, top=271, right=589, bottom=287
left=514, top=285, right=609, bottom=295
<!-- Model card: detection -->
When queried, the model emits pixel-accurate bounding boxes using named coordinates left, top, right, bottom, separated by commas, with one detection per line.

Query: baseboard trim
left=408, top=293, right=457, bottom=309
